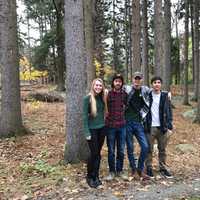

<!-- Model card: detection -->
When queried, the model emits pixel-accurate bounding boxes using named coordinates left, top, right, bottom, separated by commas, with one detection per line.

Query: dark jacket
left=145, top=91, right=173, bottom=134
left=125, top=85, right=151, bottom=120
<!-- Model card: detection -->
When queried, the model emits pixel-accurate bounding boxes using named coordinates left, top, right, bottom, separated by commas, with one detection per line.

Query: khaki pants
left=146, top=127, right=169, bottom=170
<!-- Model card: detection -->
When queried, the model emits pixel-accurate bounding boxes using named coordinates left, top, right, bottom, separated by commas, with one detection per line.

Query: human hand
left=167, top=129, right=173, bottom=138
left=168, top=92, right=172, bottom=101
left=86, top=135, right=91, bottom=140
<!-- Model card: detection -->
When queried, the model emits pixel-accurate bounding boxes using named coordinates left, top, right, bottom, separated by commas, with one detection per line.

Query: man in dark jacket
left=125, top=72, right=151, bottom=180
left=145, top=76, right=173, bottom=178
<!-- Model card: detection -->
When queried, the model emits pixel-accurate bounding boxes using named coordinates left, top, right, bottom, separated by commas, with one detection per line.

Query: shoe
left=131, top=169, right=137, bottom=178
left=104, top=172, right=115, bottom=181
left=116, top=171, right=129, bottom=181
left=160, top=169, right=173, bottom=179
left=137, top=170, right=150, bottom=181
left=94, top=177, right=102, bottom=186
left=146, top=167, right=154, bottom=178
left=86, top=177, right=98, bottom=188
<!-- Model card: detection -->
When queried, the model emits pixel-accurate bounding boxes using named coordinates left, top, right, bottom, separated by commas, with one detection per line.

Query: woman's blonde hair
left=89, top=78, right=107, bottom=117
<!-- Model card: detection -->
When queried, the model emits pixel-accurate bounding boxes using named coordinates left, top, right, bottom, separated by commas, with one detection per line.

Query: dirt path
left=31, top=176, right=200, bottom=200
left=63, top=178, right=200, bottom=200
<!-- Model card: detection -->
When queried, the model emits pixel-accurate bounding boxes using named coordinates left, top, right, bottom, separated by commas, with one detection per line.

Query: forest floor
left=0, top=84, right=200, bottom=200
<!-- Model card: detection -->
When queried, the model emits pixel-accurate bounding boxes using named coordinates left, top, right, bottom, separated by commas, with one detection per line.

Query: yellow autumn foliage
left=94, top=58, right=115, bottom=81
left=19, top=56, right=48, bottom=81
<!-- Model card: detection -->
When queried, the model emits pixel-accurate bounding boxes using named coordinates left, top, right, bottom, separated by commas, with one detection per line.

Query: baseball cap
left=133, top=71, right=143, bottom=79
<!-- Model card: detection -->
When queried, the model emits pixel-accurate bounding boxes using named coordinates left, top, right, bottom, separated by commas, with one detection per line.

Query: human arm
left=82, top=96, right=91, bottom=139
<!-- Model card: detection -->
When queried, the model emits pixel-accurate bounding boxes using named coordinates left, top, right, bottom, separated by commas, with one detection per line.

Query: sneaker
left=86, top=177, right=98, bottom=188
left=160, top=169, right=173, bottom=179
left=137, top=170, right=150, bottom=181
left=116, top=171, right=129, bottom=181
left=104, top=172, right=115, bottom=181
left=146, top=167, right=154, bottom=178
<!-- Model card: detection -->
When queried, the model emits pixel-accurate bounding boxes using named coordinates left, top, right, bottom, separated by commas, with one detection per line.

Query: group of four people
left=83, top=72, right=173, bottom=188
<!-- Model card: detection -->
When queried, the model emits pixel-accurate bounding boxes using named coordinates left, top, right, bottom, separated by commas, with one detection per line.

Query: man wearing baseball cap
left=125, top=71, right=151, bottom=180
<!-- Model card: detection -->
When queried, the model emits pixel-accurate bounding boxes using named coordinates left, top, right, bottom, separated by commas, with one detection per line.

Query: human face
left=152, top=80, right=162, bottom=92
left=93, top=80, right=103, bottom=95
left=132, top=76, right=143, bottom=89
left=113, top=78, right=123, bottom=91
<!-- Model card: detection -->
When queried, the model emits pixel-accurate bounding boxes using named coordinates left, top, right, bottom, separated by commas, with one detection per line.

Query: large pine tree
left=0, top=0, right=23, bottom=137
left=64, top=0, right=88, bottom=163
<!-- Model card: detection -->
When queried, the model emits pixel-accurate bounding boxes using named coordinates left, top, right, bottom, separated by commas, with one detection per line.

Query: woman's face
left=93, top=80, right=103, bottom=94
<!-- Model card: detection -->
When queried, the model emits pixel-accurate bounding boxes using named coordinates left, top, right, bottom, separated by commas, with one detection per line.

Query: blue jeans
left=107, top=126, right=126, bottom=172
left=126, top=120, right=149, bottom=172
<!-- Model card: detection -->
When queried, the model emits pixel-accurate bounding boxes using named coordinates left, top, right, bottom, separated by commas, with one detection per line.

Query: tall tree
left=141, top=0, right=149, bottom=85
left=53, top=0, right=65, bottom=91
left=183, top=0, right=189, bottom=105
left=190, top=0, right=195, bottom=86
left=93, top=0, right=106, bottom=79
left=194, top=0, right=200, bottom=122
left=84, top=0, right=96, bottom=90
left=132, top=0, right=141, bottom=72
left=0, top=0, right=23, bottom=137
left=64, top=0, right=88, bottom=163
left=154, top=0, right=164, bottom=76
left=163, top=0, right=172, bottom=91
left=174, top=2, right=181, bottom=84
left=124, top=0, right=129, bottom=82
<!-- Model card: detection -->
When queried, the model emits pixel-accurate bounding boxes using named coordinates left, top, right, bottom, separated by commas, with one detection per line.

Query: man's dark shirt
left=125, top=88, right=145, bottom=122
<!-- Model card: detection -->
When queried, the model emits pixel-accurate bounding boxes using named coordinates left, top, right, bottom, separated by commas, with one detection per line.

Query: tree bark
left=0, top=0, right=23, bottom=137
left=183, top=0, right=189, bottom=105
left=125, top=0, right=129, bottom=82
left=175, top=5, right=180, bottom=84
left=64, top=0, right=88, bottom=163
left=132, top=0, right=141, bottom=72
left=53, top=0, right=65, bottom=92
left=194, top=0, right=200, bottom=122
left=94, top=0, right=104, bottom=79
left=163, top=0, right=171, bottom=91
left=154, top=0, right=164, bottom=77
left=193, top=0, right=199, bottom=101
left=84, top=0, right=96, bottom=91
left=141, top=0, right=149, bottom=86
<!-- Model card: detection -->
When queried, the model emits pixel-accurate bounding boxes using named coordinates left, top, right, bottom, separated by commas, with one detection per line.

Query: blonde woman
left=83, top=78, right=107, bottom=188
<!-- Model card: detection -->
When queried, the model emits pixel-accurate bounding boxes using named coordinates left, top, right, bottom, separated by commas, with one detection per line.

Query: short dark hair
left=151, top=76, right=163, bottom=84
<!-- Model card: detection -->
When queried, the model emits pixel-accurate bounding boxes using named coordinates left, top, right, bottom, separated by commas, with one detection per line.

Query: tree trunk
left=154, top=0, right=164, bottom=76
left=163, top=0, right=171, bottom=91
left=190, top=0, right=195, bottom=86
left=194, top=0, right=200, bottom=122
left=141, top=0, right=149, bottom=86
left=128, top=0, right=133, bottom=79
left=183, top=0, right=189, bottom=105
left=94, top=0, right=104, bottom=79
left=84, top=0, right=96, bottom=91
left=64, top=0, right=88, bottom=163
left=175, top=6, right=180, bottom=84
left=0, top=0, right=23, bottom=137
left=193, top=0, right=199, bottom=101
left=125, top=0, right=129, bottom=82
left=53, top=0, right=65, bottom=92
left=132, top=0, right=141, bottom=72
